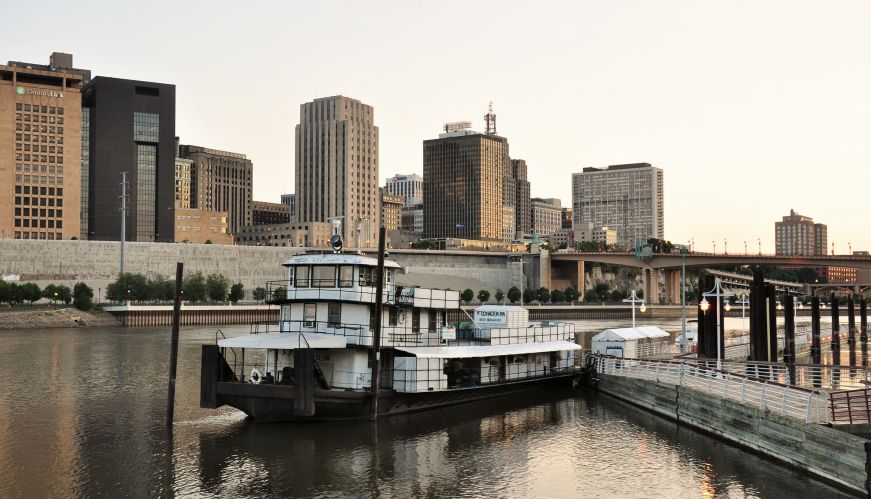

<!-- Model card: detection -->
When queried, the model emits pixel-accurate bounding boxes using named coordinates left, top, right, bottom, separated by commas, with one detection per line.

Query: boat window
left=303, top=303, right=317, bottom=326
left=295, top=265, right=310, bottom=288
left=287, top=266, right=295, bottom=286
left=359, top=266, right=375, bottom=287
left=427, top=308, right=436, bottom=332
left=338, top=265, right=354, bottom=288
left=328, top=302, right=341, bottom=327
left=412, top=309, right=420, bottom=333
left=312, top=265, right=337, bottom=287
left=388, top=307, right=398, bottom=326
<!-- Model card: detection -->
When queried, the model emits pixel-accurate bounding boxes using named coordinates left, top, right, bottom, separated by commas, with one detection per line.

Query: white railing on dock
left=689, top=359, right=871, bottom=392
left=592, top=355, right=828, bottom=424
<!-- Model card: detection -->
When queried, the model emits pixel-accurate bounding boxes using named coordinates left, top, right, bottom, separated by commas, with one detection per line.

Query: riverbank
left=0, top=307, right=120, bottom=330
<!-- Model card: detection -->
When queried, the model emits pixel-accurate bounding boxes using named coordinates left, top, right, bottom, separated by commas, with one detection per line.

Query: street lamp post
left=623, top=289, right=646, bottom=328
left=700, top=277, right=734, bottom=370
left=735, top=294, right=750, bottom=335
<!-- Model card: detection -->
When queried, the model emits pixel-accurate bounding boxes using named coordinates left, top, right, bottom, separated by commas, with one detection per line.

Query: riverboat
left=200, top=248, right=581, bottom=422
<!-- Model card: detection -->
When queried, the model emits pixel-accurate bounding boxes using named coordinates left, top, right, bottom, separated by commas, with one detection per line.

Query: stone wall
left=0, top=240, right=544, bottom=300
left=596, top=374, right=869, bottom=495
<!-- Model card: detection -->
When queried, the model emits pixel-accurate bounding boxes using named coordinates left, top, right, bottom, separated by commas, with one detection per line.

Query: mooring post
left=767, top=285, right=778, bottom=362
left=848, top=297, right=856, bottom=345
left=811, top=296, right=821, bottom=365
left=831, top=294, right=841, bottom=349
left=784, top=296, right=796, bottom=384
left=166, top=262, right=184, bottom=426
left=369, top=227, right=386, bottom=421
left=861, top=299, right=868, bottom=343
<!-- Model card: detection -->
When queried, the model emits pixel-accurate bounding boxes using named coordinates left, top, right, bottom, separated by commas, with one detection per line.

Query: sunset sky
left=7, top=0, right=870, bottom=252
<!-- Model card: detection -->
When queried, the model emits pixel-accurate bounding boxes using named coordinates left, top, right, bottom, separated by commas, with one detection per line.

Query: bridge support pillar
left=665, top=270, right=681, bottom=305
left=576, top=260, right=585, bottom=298
left=646, top=269, right=661, bottom=305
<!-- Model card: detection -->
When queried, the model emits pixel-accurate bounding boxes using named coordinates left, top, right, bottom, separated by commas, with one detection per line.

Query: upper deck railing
left=264, top=280, right=460, bottom=309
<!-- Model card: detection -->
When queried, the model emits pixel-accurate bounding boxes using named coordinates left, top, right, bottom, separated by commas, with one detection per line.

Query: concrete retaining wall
left=0, top=240, right=547, bottom=299
left=596, top=374, right=870, bottom=495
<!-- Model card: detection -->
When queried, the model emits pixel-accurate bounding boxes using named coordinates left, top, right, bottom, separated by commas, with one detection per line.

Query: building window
left=133, top=112, right=159, bottom=142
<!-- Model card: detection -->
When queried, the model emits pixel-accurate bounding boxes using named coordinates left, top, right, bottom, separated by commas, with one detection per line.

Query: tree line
left=105, top=272, right=248, bottom=303
left=0, top=281, right=95, bottom=311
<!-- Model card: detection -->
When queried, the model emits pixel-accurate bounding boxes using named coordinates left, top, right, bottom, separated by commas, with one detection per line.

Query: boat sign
left=440, top=326, right=457, bottom=341
left=475, top=310, right=507, bottom=325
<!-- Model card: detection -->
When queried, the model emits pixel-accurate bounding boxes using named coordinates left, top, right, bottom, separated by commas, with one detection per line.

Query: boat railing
left=229, top=319, right=575, bottom=348
left=263, top=281, right=460, bottom=309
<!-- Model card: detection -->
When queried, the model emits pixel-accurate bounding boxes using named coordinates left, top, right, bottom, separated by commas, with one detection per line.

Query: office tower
left=385, top=173, right=422, bottom=207
left=775, top=209, right=827, bottom=256
left=178, top=144, right=252, bottom=236
left=174, top=141, right=193, bottom=209
left=280, top=194, right=296, bottom=223
left=510, top=159, right=531, bottom=237
left=561, top=208, right=572, bottom=229
left=1, top=55, right=86, bottom=240
left=380, top=188, right=405, bottom=231
left=530, top=198, right=562, bottom=238
left=571, top=162, right=664, bottom=248
left=295, top=95, right=379, bottom=245
left=251, top=200, right=291, bottom=225
left=423, top=125, right=508, bottom=241
left=82, top=77, right=175, bottom=242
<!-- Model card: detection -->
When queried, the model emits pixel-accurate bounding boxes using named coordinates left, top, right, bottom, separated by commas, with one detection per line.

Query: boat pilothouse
left=201, top=249, right=581, bottom=421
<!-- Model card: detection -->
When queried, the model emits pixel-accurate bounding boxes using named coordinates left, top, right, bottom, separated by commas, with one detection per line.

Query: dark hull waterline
left=214, top=374, right=579, bottom=422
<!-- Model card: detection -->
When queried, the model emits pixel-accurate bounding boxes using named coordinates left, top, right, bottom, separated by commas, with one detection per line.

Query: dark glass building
left=82, top=77, right=176, bottom=242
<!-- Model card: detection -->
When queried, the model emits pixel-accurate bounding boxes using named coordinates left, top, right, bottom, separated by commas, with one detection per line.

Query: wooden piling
left=166, top=262, right=183, bottom=426
left=831, top=294, right=841, bottom=349
left=861, top=299, right=868, bottom=342
left=811, top=296, right=821, bottom=365
left=369, top=226, right=387, bottom=421
left=848, top=297, right=856, bottom=345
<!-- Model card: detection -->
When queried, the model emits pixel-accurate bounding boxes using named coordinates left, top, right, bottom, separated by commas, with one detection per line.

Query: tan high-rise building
left=0, top=60, right=85, bottom=240
left=179, top=145, right=253, bottom=237
left=423, top=129, right=508, bottom=241
left=295, top=96, right=379, bottom=247
left=775, top=209, right=827, bottom=256
left=380, top=188, right=404, bottom=231
left=175, top=156, right=193, bottom=209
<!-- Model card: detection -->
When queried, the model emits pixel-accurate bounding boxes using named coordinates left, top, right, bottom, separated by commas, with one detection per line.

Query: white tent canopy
left=591, top=326, right=670, bottom=358
left=592, top=326, right=669, bottom=342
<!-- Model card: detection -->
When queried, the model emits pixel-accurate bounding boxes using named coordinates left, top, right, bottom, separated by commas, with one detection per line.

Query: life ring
left=250, top=368, right=262, bottom=384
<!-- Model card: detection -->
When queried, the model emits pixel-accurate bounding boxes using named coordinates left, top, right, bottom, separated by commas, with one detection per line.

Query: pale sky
left=6, top=1, right=870, bottom=252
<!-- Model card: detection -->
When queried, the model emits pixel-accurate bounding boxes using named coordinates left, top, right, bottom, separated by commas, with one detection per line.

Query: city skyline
left=5, top=1, right=869, bottom=251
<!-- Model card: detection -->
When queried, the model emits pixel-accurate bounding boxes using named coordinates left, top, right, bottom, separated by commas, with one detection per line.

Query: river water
left=0, top=325, right=855, bottom=498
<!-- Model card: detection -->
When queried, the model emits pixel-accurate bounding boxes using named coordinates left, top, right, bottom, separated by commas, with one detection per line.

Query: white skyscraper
left=385, top=173, right=423, bottom=207
left=571, top=163, right=664, bottom=249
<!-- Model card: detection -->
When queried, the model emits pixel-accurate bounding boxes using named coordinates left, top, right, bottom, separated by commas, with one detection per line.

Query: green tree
left=56, top=285, right=72, bottom=305
left=0, top=282, right=11, bottom=305
left=415, top=239, right=438, bottom=250
left=42, top=284, right=59, bottom=303
left=494, top=289, right=505, bottom=303
left=229, top=283, right=244, bottom=303
left=146, top=275, right=174, bottom=302
left=21, top=283, right=41, bottom=304
left=206, top=274, right=230, bottom=302
left=610, top=289, right=626, bottom=302
left=73, top=282, right=94, bottom=310
left=253, top=287, right=267, bottom=303
left=523, top=288, right=536, bottom=304
left=271, top=286, right=287, bottom=302
left=477, top=289, right=490, bottom=304
left=182, top=272, right=207, bottom=302
left=594, top=283, right=611, bottom=301
left=584, top=289, right=601, bottom=303
left=564, top=287, right=578, bottom=303
left=461, top=288, right=474, bottom=304
left=536, top=287, right=550, bottom=303
left=551, top=289, right=566, bottom=303
left=106, top=273, right=148, bottom=302
left=9, top=283, right=23, bottom=305
left=507, top=286, right=521, bottom=304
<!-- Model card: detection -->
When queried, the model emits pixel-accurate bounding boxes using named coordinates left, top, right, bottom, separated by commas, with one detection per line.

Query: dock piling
left=166, top=262, right=183, bottom=426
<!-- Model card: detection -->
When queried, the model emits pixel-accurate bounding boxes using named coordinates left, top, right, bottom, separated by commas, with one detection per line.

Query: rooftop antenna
left=484, top=101, right=497, bottom=135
